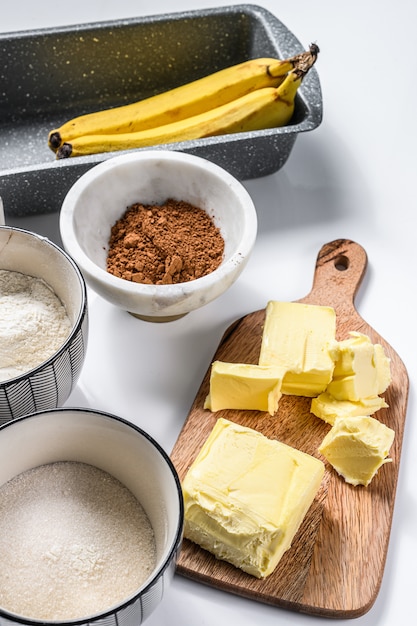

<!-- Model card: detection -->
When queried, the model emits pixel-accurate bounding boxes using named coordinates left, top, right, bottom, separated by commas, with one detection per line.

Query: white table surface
left=2, top=1, right=416, bottom=625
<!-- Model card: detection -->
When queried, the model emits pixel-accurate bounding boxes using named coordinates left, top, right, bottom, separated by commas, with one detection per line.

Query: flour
left=0, top=269, right=72, bottom=382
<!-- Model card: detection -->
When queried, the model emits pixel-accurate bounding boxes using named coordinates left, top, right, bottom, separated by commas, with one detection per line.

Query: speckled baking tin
left=0, top=4, right=322, bottom=217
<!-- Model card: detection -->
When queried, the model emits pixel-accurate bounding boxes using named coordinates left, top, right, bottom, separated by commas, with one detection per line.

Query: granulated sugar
left=0, top=269, right=72, bottom=382
left=0, top=462, right=157, bottom=620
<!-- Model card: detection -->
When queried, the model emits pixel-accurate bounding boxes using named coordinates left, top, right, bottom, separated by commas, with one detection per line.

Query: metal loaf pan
left=0, top=4, right=322, bottom=217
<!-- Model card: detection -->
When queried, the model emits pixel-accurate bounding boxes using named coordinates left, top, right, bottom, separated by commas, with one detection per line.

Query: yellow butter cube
left=204, top=361, right=283, bottom=416
left=311, top=392, right=388, bottom=425
left=318, top=415, right=395, bottom=486
left=326, top=332, right=391, bottom=401
left=259, top=301, right=336, bottom=397
left=183, top=418, right=324, bottom=578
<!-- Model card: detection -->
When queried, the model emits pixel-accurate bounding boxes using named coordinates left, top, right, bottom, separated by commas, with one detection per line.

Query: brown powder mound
left=106, top=198, right=225, bottom=285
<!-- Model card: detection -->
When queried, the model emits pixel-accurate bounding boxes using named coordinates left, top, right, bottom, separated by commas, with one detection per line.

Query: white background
left=1, top=1, right=416, bottom=625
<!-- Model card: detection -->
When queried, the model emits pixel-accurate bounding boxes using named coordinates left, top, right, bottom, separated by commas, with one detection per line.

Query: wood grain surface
left=170, top=239, right=409, bottom=619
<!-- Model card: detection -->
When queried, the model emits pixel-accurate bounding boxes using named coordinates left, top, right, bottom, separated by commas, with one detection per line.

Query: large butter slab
left=259, top=301, right=336, bottom=396
left=311, top=392, right=388, bottom=425
left=204, top=361, right=284, bottom=415
left=182, top=418, right=324, bottom=578
left=318, top=416, right=395, bottom=486
left=326, top=332, right=391, bottom=401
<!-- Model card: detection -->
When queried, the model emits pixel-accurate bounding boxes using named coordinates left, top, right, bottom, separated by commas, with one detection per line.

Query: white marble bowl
left=59, top=151, right=257, bottom=321
left=0, top=408, right=184, bottom=626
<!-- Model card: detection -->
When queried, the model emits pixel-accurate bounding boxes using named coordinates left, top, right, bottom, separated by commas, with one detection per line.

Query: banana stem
left=267, top=44, right=319, bottom=79
left=293, top=43, right=320, bottom=79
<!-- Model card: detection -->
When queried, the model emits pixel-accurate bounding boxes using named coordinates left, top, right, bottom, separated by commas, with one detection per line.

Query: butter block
left=373, top=343, right=392, bottom=393
left=326, top=332, right=391, bottom=401
left=318, top=416, right=395, bottom=486
left=259, top=301, right=336, bottom=397
left=311, top=392, right=388, bottom=425
left=182, top=418, right=324, bottom=578
left=204, top=361, right=284, bottom=416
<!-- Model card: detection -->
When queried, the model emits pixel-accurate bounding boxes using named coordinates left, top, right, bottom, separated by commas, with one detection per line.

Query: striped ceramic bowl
left=0, top=408, right=184, bottom=626
left=0, top=226, right=88, bottom=424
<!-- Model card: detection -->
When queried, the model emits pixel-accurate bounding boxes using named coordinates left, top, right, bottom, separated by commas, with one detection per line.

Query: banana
left=57, top=45, right=318, bottom=160
left=48, top=49, right=315, bottom=151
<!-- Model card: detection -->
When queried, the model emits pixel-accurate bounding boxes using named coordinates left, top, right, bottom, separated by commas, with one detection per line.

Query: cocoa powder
left=106, top=199, right=225, bottom=285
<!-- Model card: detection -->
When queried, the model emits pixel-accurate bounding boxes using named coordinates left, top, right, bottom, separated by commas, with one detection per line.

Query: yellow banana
left=48, top=49, right=315, bottom=151
left=57, top=48, right=317, bottom=160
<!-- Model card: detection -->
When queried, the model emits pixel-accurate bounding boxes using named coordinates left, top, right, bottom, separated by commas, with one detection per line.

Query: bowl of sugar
left=0, top=407, right=184, bottom=625
left=0, top=225, right=88, bottom=424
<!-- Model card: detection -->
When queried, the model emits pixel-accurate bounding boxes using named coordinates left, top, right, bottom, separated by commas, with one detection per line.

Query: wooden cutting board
left=170, top=239, right=409, bottom=619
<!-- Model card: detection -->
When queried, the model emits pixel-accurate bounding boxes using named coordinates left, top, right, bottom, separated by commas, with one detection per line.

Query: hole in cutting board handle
left=334, top=255, right=349, bottom=271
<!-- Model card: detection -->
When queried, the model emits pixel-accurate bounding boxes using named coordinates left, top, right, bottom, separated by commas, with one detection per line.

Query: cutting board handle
left=301, top=239, right=368, bottom=319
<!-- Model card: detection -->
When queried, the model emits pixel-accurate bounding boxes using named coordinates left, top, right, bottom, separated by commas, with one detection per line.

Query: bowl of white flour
left=0, top=407, right=184, bottom=625
left=0, top=225, right=88, bottom=423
